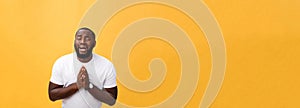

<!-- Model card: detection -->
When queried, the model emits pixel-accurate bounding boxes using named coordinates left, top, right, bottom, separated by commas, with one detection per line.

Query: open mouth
left=78, top=46, right=87, bottom=52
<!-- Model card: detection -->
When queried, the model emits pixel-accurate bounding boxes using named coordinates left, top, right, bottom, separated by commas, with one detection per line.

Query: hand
left=77, top=66, right=90, bottom=90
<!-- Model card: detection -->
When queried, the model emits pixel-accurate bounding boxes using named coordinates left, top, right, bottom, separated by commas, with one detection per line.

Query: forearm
left=88, top=86, right=116, bottom=106
left=49, top=83, right=78, bottom=101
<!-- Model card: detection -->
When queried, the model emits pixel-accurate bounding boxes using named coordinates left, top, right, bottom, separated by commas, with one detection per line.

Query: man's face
left=74, top=29, right=96, bottom=58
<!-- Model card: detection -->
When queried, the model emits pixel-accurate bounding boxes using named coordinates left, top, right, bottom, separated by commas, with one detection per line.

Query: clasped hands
left=77, top=66, right=90, bottom=90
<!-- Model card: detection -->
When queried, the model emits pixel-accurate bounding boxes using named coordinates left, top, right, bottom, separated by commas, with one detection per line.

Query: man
left=48, top=27, right=117, bottom=108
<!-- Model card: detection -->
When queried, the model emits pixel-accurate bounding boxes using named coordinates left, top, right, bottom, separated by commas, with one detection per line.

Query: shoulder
left=54, top=53, right=73, bottom=65
left=93, top=53, right=114, bottom=67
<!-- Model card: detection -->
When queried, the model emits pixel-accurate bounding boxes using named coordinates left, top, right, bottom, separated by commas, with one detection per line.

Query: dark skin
left=48, top=29, right=118, bottom=106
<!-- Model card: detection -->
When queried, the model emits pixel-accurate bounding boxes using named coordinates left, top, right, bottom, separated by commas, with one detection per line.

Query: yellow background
left=0, top=0, right=299, bottom=108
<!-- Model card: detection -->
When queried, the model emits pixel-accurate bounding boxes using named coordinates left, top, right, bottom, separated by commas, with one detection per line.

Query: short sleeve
left=103, top=63, right=117, bottom=88
left=50, top=59, right=64, bottom=85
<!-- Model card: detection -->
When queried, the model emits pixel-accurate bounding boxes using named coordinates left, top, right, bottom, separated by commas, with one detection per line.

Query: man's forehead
left=76, top=29, right=93, bottom=36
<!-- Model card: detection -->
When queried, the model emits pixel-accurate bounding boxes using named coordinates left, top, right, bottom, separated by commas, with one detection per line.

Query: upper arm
left=103, top=63, right=117, bottom=88
left=48, top=82, right=63, bottom=101
left=50, top=59, right=64, bottom=85
left=104, top=63, right=117, bottom=99
left=105, top=86, right=118, bottom=99
left=48, top=58, right=64, bottom=101
left=49, top=82, right=63, bottom=91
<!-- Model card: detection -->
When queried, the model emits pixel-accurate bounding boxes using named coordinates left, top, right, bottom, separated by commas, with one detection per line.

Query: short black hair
left=75, top=27, right=96, bottom=39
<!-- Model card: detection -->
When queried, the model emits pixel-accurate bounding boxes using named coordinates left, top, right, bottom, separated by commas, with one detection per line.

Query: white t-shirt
left=50, top=52, right=117, bottom=108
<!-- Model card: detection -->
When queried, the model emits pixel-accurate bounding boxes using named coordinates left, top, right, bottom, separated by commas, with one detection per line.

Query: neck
left=77, top=54, right=93, bottom=63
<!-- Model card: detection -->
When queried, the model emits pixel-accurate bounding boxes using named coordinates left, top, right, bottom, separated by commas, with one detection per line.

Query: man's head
left=74, top=27, right=96, bottom=59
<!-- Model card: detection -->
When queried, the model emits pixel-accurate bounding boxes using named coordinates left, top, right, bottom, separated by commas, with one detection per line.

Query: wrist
left=71, top=83, right=79, bottom=90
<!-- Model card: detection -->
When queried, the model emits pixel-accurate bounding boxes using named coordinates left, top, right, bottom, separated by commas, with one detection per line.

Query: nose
left=80, top=38, right=85, bottom=44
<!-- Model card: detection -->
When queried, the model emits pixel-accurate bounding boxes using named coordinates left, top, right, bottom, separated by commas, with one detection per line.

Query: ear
left=92, top=41, right=96, bottom=48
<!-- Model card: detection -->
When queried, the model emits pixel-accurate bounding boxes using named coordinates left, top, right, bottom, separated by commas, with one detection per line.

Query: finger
left=83, top=69, right=86, bottom=73
left=83, top=67, right=86, bottom=72
left=82, top=70, right=88, bottom=76
left=83, top=72, right=89, bottom=79
left=81, top=76, right=85, bottom=82
left=79, top=67, right=86, bottom=75
left=78, top=71, right=83, bottom=78
left=81, top=66, right=86, bottom=71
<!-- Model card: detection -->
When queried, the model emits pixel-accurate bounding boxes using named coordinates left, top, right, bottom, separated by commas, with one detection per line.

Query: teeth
left=79, top=49, right=87, bottom=52
left=78, top=45, right=87, bottom=52
left=79, top=47, right=87, bottom=52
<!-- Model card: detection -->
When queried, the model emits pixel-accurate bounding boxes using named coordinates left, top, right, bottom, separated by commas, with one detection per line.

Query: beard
left=74, top=44, right=94, bottom=59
